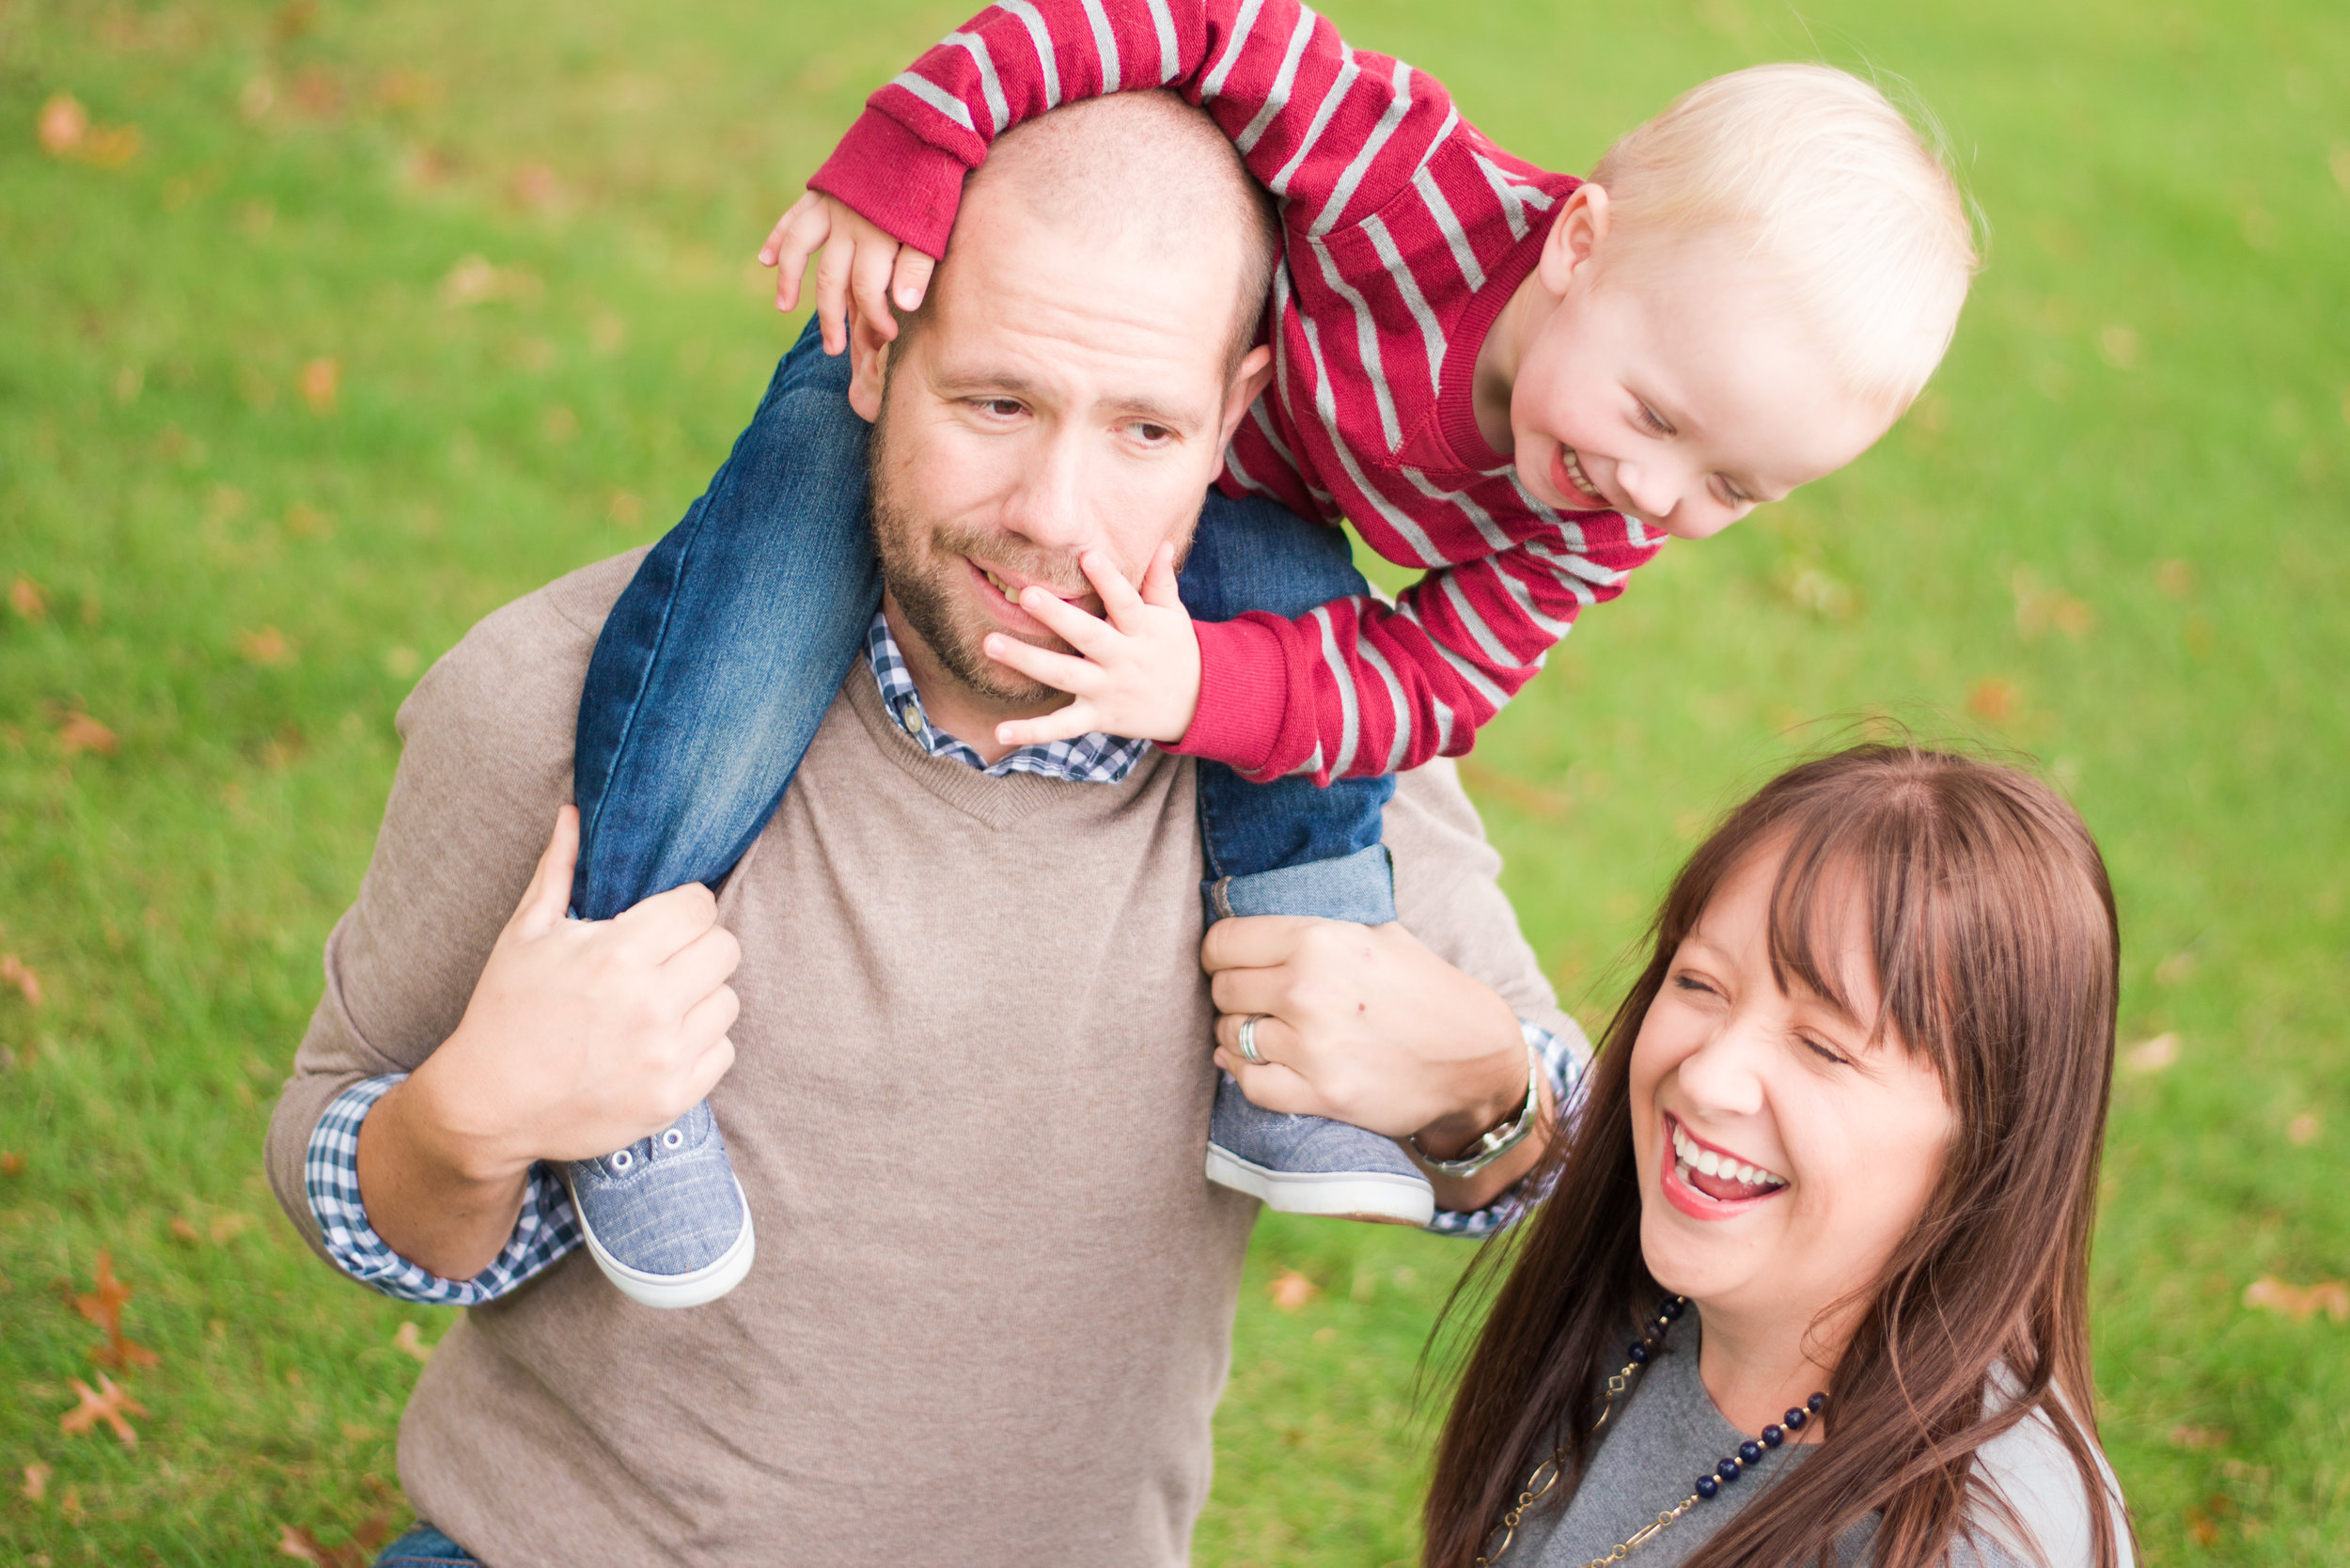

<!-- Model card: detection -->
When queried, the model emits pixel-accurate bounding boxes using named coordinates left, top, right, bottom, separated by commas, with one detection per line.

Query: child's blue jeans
left=572, top=315, right=1396, bottom=927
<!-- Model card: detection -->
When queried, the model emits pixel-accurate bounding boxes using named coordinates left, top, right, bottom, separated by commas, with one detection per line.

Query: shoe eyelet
left=663, top=1128, right=684, bottom=1149
left=610, top=1150, right=634, bottom=1171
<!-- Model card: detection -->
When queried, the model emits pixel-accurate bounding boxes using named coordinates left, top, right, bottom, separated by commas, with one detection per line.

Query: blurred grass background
left=2, top=0, right=2345, bottom=1561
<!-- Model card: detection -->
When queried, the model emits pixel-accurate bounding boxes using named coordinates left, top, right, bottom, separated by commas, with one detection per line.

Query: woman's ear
left=846, top=313, right=892, bottom=423
left=1536, top=183, right=1611, bottom=296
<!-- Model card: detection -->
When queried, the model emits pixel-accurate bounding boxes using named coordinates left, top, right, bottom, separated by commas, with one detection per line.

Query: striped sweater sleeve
left=811, top=0, right=1665, bottom=782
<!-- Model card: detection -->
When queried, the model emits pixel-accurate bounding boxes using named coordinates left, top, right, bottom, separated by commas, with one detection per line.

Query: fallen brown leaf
left=9, top=575, right=45, bottom=619
left=2168, top=1423, right=2229, bottom=1450
left=171, top=1215, right=202, bottom=1244
left=1966, top=677, right=2019, bottom=725
left=2123, top=1033, right=2180, bottom=1074
left=38, top=94, right=87, bottom=155
left=1456, top=760, right=1571, bottom=821
left=392, top=1322, right=434, bottom=1362
left=236, top=626, right=295, bottom=666
left=57, top=713, right=117, bottom=757
left=298, top=357, right=340, bottom=412
left=81, top=123, right=140, bottom=167
left=2287, top=1113, right=2320, bottom=1146
left=276, top=1511, right=392, bottom=1568
left=21, top=1461, right=49, bottom=1501
left=210, top=1213, right=253, bottom=1244
left=0, top=1152, right=24, bottom=1176
left=2243, top=1275, right=2349, bottom=1324
left=0, top=952, right=41, bottom=1006
left=73, top=1251, right=131, bottom=1340
left=1267, top=1268, right=1319, bottom=1311
left=59, top=1372, right=148, bottom=1446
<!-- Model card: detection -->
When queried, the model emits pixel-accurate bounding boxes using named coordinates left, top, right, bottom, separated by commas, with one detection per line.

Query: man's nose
left=1000, top=432, right=1095, bottom=554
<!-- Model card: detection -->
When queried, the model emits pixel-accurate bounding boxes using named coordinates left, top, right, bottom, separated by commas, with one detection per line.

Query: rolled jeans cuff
left=1202, top=843, right=1397, bottom=927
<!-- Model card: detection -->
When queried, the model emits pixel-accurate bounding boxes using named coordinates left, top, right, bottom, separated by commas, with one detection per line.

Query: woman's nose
left=1674, top=1020, right=1769, bottom=1119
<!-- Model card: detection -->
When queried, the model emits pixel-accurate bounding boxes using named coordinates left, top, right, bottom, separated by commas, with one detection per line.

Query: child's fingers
left=812, top=228, right=857, bottom=354
left=1139, top=541, right=1185, bottom=609
left=1010, top=585, right=1119, bottom=658
left=1079, top=550, right=1148, bottom=630
left=995, top=704, right=1098, bottom=749
left=890, top=248, right=937, bottom=313
left=764, top=195, right=828, bottom=314
left=982, top=633, right=1099, bottom=695
left=849, top=240, right=901, bottom=345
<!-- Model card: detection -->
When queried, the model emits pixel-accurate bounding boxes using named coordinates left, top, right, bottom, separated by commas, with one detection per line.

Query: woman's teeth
left=1670, top=1122, right=1788, bottom=1195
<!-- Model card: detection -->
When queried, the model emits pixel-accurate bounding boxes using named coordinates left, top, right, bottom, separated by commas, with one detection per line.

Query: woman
left=1209, top=745, right=2134, bottom=1567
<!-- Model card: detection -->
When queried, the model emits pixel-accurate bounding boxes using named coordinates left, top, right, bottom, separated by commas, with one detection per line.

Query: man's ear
left=1535, top=183, right=1609, bottom=297
left=1217, top=343, right=1277, bottom=447
left=847, top=311, right=893, bottom=423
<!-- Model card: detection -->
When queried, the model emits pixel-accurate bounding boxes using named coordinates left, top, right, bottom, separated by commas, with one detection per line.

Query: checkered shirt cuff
left=306, top=1074, right=582, bottom=1305
left=1421, top=1018, right=1585, bottom=1239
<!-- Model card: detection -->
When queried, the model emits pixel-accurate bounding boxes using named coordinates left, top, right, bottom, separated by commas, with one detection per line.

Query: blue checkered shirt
left=306, top=616, right=1582, bottom=1301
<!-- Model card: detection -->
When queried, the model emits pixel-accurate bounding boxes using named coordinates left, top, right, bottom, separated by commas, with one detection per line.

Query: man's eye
left=973, top=399, right=1024, bottom=417
left=1130, top=422, right=1173, bottom=444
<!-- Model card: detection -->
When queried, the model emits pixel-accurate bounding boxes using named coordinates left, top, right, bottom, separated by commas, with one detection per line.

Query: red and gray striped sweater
left=812, top=0, right=1665, bottom=782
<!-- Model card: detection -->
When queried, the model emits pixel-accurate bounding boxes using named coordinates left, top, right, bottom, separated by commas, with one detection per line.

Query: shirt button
left=898, top=700, right=923, bottom=735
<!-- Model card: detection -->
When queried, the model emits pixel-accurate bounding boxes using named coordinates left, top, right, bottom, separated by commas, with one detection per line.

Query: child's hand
left=983, top=544, right=1202, bottom=748
left=758, top=191, right=938, bottom=356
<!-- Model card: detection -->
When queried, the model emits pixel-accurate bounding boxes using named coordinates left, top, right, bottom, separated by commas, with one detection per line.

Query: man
left=267, top=92, right=1575, bottom=1565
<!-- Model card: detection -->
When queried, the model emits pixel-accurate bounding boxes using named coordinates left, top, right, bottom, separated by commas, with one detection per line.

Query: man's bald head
left=901, top=91, right=1280, bottom=375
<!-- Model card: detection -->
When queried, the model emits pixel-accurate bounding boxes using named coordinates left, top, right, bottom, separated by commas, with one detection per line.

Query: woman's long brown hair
left=1424, top=745, right=2129, bottom=1568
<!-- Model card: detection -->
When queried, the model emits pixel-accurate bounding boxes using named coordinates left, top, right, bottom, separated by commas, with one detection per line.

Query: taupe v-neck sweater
left=265, top=551, right=1574, bottom=1567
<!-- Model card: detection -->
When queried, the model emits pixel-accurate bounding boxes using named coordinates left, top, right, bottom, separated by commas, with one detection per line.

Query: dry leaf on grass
left=9, top=575, right=45, bottom=619
left=298, top=357, right=340, bottom=412
left=0, top=953, right=41, bottom=1007
left=22, top=1461, right=50, bottom=1501
left=2168, top=1424, right=2229, bottom=1450
left=277, top=1513, right=393, bottom=1568
left=2288, top=1113, right=2320, bottom=1145
left=2123, top=1033, right=2180, bottom=1074
left=73, top=1250, right=161, bottom=1371
left=392, top=1322, right=435, bottom=1362
left=60, top=1372, right=149, bottom=1446
left=2243, top=1276, right=2349, bottom=1324
left=0, top=1151, right=24, bottom=1176
left=236, top=626, right=295, bottom=666
left=1966, top=678, right=2019, bottom=725
left=38, top=94, right=88, bottom=155
left=1267, top=1268, right=1319, bottom=1311
left=57, top=713, right=117, bottom=757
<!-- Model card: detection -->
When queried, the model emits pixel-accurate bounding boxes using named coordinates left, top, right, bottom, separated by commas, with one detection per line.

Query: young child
left=556, top=0, right=1978, bottom=1307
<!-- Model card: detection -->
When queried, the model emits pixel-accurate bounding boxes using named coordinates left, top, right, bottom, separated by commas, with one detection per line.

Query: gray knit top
left=1498, top=1314, right=2133, bottom=1568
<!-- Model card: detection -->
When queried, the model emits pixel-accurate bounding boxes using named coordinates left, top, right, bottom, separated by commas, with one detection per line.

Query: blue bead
left=1762, top=1425, right=1784, bottom=1447
left=1627, top=1343, right=1651, bottom=1366
left=1783, top=1408, right=1809, bottom=1430
left=1695, top=1475, right=1720, bottom=1499
left=1808, top=1392, right=1827, bottom=1413
left=1660, top=1297, right=1686, bottom=1319
left=1716, top=1458, right=1742, bottom=1482
left=1738, top=1440, right=1762, bottom=1465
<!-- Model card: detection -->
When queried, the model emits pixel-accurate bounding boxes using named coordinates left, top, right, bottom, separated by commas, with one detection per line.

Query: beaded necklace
left=1473, top=1296, right=1828, bottom=1568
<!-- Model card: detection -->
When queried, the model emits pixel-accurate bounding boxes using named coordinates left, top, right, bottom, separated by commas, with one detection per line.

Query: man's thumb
left=512, top=806, right=580, bottom=933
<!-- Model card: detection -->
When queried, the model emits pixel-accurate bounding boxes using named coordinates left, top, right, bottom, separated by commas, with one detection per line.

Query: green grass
left=2, top=0, right=2345, bottom=1560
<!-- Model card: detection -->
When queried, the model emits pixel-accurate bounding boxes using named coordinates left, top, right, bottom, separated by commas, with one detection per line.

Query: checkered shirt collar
left=864, top=613, right=1152, bottom=785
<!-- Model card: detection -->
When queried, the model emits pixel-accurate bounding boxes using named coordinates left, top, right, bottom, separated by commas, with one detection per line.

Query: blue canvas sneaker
left=560, top=1098, right=755, bottom=1309
left=1203, top=1073, right=1434, bottom=1226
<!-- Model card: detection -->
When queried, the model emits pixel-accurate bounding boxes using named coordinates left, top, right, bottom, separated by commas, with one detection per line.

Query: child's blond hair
left=1591, top=62, right=1979, bottom=413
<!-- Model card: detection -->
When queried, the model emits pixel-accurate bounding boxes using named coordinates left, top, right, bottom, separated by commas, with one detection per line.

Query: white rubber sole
left=564, top=1171, right=758, bottom=1309
left=1205, top=1144, right=1435, bottom=1227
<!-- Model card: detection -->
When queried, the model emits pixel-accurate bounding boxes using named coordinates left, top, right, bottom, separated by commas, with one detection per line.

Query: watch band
left=1407, top=1039, right=1543, bottom=1179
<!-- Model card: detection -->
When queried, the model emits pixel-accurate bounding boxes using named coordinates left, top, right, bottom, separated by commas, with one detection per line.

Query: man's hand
left=359, top=808, right=742, bottom=1280
left=983, top=544, right=1203, bottom=748
left=760, top=191, right=938, bottom=356
left=1200, top=916, right=1528, bottom=1140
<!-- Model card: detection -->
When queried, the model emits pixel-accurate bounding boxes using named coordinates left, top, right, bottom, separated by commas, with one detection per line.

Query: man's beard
left=867, top=411, right=1076, bottom=712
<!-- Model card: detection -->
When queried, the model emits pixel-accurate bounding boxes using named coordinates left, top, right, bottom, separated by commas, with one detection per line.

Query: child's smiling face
left=1502, top=190, right=1896, bottom=541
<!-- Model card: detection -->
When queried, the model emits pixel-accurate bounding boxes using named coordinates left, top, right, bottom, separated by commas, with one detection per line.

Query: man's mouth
left=964, top=557, right=1100, bottom=623
left=1662, top=1113, right=1789, bottom=1209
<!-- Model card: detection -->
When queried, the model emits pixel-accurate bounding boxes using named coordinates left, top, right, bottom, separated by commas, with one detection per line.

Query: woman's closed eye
left=1795, top=1031, right=1852, bottom=1067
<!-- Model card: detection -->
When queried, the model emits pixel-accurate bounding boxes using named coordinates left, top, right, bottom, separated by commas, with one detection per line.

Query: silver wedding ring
left=1237, top=1012, right=1270, bottom=1065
